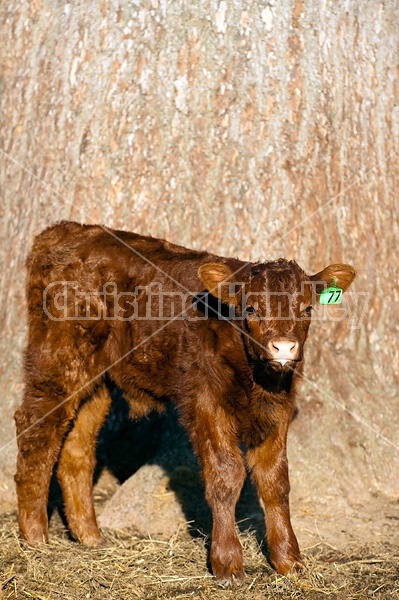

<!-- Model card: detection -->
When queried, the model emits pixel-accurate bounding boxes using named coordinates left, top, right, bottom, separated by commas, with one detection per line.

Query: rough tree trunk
left=0, top=0, right=398, bottom=524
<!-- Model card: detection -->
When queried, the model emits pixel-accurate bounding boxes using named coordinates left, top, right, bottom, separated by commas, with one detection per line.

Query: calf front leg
left=187, top=403, right=246, bottom=583
left=246, top=420, right=303, bottom=575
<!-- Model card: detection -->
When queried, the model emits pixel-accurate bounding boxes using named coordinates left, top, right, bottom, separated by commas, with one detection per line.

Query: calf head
left=199, top=260, right=355, bottom=387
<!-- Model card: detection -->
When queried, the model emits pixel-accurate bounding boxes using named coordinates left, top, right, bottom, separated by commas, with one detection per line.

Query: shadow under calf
left=49, top=388, right=267, bottom=563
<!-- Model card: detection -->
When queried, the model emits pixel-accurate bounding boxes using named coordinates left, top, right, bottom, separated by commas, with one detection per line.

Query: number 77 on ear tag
left=319, top=286, right=343, bottom=305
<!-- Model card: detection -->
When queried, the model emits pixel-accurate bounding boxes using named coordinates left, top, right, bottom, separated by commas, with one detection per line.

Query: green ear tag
left=319, top=286, right=343, bottom=305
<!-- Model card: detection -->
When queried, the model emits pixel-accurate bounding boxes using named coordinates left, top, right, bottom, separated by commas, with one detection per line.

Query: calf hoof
left=76, top=530, right=104, bottom=548
left=211, top=539, right=245, bottom=585
left=270, top=553, right=304, bottom=575
left=215, top=567, right=246, bottom=587
left=20, top=524, right=48, bottom=546
left=212, top=557, right=246, bottom=586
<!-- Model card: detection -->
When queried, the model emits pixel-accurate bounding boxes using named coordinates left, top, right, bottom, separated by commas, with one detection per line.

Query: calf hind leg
left=57, top=383, right=112, bottom=546
left=14, top=390, right=79, bottom=544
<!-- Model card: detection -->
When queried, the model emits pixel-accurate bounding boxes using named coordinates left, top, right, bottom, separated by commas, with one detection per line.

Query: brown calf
left=14, top=221, right=355, bottom=583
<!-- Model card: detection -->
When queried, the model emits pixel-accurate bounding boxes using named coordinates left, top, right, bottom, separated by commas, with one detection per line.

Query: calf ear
left=198, top=263, right=241, bottom=306
left=310, top=263, right=356, bottom=293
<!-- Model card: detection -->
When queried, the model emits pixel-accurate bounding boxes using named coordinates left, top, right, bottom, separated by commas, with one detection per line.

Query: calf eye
left=245, top=306, right=256, bottom=315
left=305, top=306, right=313, bottom=315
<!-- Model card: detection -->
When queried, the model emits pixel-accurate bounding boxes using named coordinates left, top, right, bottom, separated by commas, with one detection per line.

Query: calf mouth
left=268, top=358, right=299, bottom=372
left=258, top=354, right=301, bottom=370
left=251, top=357, right=299, bottom=392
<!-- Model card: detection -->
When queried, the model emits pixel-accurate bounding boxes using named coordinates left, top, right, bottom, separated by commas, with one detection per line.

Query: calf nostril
left=268, top=339, right=299, bottom=359
left=268, top=341, right=279, bottom=355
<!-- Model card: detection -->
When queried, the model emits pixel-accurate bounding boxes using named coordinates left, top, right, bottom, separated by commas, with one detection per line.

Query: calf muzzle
left=266, top=339, right=300, bottom=365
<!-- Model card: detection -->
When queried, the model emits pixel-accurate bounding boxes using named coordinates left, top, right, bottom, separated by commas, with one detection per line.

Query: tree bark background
left=0, top=0, right=398, bottom=514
